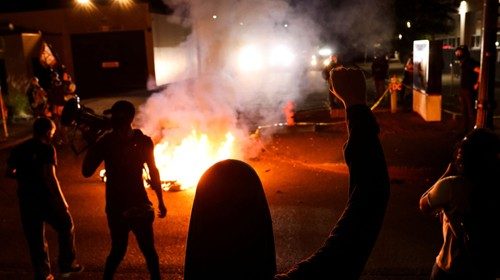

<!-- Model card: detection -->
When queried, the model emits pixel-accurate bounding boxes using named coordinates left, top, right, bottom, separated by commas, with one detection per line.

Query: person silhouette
left=184, top=159, right=276, bottom=280
left=275, top=67, right=390, bottom=279
left=420, top=128, right=499, bottom=279
left=82, top=100, right=167, bottom=280
left=6, top=117, right=83, bottom=280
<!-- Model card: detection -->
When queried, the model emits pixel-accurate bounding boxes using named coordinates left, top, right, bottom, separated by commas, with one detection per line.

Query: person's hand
left=329, top=67, right=367, bottom=108
left=158, top=202, right=167, bottom=218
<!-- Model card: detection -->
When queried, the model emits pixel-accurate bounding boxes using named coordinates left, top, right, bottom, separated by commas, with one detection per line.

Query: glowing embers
left=154, top=130, right=236, bottom=190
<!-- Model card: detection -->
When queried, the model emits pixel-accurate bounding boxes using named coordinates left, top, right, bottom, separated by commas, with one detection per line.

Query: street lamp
left=75, top=0, right=95, bottom=10
left=114, top=0, right=134, bottom=8
left=76, top=0, right=91, bottom=5
left=458, top=1, right=468, bottom=45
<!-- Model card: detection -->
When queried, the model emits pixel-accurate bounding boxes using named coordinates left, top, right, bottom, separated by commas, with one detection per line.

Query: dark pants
left=459, top=88, right=476, bottom=134
left=374, top=79, right=387, bottom=105
left=19, top=202, right=76, bottom=280
left=399, top=83, right=413, bottom=110
left=104, top=212, right=161, bottom=280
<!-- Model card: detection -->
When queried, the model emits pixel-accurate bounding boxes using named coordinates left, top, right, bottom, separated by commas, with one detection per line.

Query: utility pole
left=475, top=0, right=497, bottom=129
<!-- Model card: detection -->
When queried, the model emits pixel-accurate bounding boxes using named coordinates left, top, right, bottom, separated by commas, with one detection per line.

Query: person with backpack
left=419, top=128, right=500, bottom=279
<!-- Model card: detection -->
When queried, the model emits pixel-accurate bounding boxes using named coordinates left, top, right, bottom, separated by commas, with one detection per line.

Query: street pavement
left=1, top=65, right=499, bottom=279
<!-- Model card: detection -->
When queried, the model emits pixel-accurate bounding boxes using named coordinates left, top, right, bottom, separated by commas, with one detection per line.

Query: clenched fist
left=329, top=67, right=367, bottom=108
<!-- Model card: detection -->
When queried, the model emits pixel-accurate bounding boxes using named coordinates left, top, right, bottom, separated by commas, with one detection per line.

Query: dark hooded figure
left=184, top=159, right=276, bottom=280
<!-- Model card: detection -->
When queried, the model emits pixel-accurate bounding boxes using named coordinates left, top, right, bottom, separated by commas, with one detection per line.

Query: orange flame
left=154, top=130, right=236, bottom=190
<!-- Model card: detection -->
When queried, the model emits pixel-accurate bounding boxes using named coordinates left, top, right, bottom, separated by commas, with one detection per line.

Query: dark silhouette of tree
left=394, top=0, right=459, bottom=61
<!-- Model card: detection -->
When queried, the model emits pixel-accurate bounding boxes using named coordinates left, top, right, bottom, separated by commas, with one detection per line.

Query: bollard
left=390, top=91, right=398, bottom=113
left=389, top=75, right=402, bottom=114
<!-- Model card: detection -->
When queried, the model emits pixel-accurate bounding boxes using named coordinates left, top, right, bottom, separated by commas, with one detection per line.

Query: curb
left=0, top=134, right=31, bottom=151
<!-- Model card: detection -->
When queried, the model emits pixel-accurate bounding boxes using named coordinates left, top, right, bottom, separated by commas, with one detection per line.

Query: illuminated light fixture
left=406, top=21, right=411, bottom=28
left=76, top=0, right=91, bottom=5
left=318, top=47, right=332, bottom=57
left=398, top=34, right=403, bottom=40
left=284, top=23, right=288, bottom=28
left=269, top=45, right=294, bottom=67
left=496, top=41, right=499, bottom=47
left=459, top=1, right=468, bottom=15
left=310, top=55, right=318, bottom=67
left=238, top=45, right=263, bottom=72
left=212, top=15, right=218, bottom=19
left=75, top=0, right=95, bottom=10
left=113, top=0, right=134, bottom=7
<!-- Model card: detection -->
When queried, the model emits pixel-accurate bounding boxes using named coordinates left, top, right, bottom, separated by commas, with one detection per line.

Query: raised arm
left=276, top=67, right=390, bottom=279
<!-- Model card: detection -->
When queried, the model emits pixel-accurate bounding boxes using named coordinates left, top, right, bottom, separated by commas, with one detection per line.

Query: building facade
left=0, top=0, right=191, bottom=98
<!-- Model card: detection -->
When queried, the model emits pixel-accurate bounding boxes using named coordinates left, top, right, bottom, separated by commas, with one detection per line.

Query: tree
left=394, top=0, right=459, bottom=61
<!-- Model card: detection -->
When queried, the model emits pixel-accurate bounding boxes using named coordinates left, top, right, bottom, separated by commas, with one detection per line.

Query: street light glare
left=318, top=47, right=332, bottom=57
left=76, top=0, right=91, bottom=5
left=114, top=0, right=134, bottom=7
left=459, top=1, right=468, bottom=15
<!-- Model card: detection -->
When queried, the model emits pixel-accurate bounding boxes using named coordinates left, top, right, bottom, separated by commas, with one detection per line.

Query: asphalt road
left=0, top=107, right=462, bottom=279
left=1, top=62, right=483, bottom=279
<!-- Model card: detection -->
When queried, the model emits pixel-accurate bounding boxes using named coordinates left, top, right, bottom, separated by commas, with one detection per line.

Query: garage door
left=71, top=31, right=148, bottom=98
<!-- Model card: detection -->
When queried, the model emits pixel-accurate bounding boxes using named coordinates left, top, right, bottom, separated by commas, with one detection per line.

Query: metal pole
left=475, top=0, right=497, bottom=129
left=0, top=86, right=9, bottom=138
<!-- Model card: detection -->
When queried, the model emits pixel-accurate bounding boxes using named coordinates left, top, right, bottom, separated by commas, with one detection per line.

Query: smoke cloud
left=137, top=0, right=394, bottom=158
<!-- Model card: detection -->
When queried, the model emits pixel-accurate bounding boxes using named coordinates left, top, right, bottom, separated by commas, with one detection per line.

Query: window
left=471, top=35, right=481, bottom=49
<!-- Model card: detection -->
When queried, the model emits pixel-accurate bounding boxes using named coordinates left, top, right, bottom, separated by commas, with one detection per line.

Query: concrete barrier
left=412, top=89, right=441, bottom=121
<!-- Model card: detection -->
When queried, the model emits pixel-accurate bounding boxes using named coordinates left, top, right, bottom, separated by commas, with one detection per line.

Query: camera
left=61, top=97, right=111, bottom=154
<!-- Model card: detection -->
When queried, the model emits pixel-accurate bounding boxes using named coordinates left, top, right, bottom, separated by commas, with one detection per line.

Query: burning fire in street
left=153, top=130, right=237, bottom=190
left=135, top=0, right=328, bottom=191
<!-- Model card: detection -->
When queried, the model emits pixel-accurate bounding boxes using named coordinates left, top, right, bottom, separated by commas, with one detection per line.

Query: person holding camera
left=275, top=67, right=390, bottom=279
left=82, top=100, right=167, bottom=280
left=419, top=128, right=499, bottom=279
left=6, top=117, right=83, bottom=280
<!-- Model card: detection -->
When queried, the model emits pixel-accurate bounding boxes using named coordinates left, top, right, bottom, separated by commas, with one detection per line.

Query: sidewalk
left=0, top=118, right=33, bottom=151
